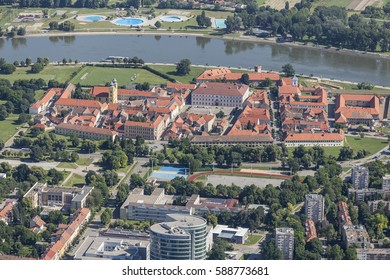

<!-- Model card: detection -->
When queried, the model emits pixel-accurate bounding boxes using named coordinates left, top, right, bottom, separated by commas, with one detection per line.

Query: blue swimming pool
left=159, top=166, right=188, bottom=173
left=78, top=15, right=106, bottom=22
left=215, top=19, right=226, bottom=29
left=150, top=172, right=188, bottom=180
left=112, top=17, right=145, bottom=26
left=161, top=15, right=183, bottom=22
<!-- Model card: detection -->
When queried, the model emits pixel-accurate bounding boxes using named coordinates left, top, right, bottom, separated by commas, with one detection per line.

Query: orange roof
left=166, top=83, right=196, bottom=90
left=32, top=215, right=46, bottom=228
left=193, top=82, right=249, bottom=97
left=196, top=68, right=231, bottom=80
left=30, top=88, right=60, bottom=109
left=56, top=123, right=118, bottom=136
left=55, top=98, right=103, bottom=109
left=279, top=85, right=301, bottom=95
left=285, top=131, right=344, bottom=142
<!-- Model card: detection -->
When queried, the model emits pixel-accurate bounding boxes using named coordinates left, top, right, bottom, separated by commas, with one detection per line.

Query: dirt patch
left=265, top=0, right=301, bottom=10
left=347, top=0, right=378, bottom=11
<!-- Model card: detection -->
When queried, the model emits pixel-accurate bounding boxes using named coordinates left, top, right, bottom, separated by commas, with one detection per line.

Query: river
left=0, top=34, right=389, bottom=86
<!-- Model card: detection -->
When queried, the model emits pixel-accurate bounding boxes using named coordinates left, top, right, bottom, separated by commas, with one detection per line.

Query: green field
left=244, top=234, right=264, bottom=245
left=148, top=64, right=206, bottom=84
left=57, top=162, right=78, bottom=169
left=0, top=65, right=82, bottom=84
left=288, top=135, right=389, bottom=159
left=76, top=157, right=94, bottom=166
left=0, top=113, right=20, bottom=143
left=70, top=66, right=168, bottom=86
left=64, top=173, right=85, bottom=186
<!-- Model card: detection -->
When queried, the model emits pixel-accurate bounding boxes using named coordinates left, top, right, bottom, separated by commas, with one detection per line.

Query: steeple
left=109, top=78, right=118, bottom=103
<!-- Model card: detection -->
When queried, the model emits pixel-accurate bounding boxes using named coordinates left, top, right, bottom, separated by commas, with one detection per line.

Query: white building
left=275, top=227, right=294, bottom=260
left=191, top=82, right=251, bottom=107
left=210, top=225, right=249, bottom=244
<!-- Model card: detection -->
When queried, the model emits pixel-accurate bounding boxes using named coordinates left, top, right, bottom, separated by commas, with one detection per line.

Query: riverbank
left=21, top=30, right=390, bottom=62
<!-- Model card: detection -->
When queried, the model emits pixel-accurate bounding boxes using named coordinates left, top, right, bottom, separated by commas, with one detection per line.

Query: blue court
left=159, top=166, right=188, bottom=173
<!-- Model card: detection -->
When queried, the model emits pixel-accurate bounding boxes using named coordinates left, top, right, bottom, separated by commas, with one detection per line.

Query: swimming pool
left=112, top=17, right=145, bottom=26
left=78, top=15, right=106, bottom=22
left=160, top=15, right=183, bottom=22
left=159, top=166, right=188, bottom=173
left=150, top=172, right=188, bottom=180
left=215, top=19, right=226, bottom=29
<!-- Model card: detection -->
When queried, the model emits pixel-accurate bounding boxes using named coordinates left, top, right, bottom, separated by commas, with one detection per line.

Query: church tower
left=109, top=78, right=118, bottom=103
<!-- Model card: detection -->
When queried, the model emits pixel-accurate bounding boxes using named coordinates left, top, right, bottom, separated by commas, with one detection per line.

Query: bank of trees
left=0, top=0, right=109, bottom=8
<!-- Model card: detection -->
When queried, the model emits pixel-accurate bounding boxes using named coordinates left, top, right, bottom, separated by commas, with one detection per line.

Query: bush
left=30, top=63, right=45, bottom=73
left=0, top=63, right=16, bottom=74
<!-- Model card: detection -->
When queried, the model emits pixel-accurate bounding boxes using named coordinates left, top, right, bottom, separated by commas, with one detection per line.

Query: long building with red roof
left=284, top=130, right=344, bottom=147
left=55, top=123, right=118, bottom=141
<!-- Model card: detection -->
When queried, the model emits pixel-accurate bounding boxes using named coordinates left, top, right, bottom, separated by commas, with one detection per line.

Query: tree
left=327, top=245, right=344, bottom=260
left=70, top=133, right=80, bottom=147
left=240, top=73, right=250, bottom=85
left=282, top=64, right=295, bottom=76
left=25, top=58, right=32, bottom=66
left=0, top=106, right=9, bottom=121
left=81, top=140, right=97, bottom=153
left=216, top=110, right=225, bottom=118
left=100, top=208, right=112, bottom=226
left=262, top=239, right=283, bottom=259
left=17, top=113, right=30, bottom=124
left=30, top=63, right=44, bottom=73
left=196, top=11, right=212, bottom=28
left=0, top=140, right=4, bottom=150
left=48, top=168, right=64, bottom=185
left=0, top=64, right=16, bottom=74
left=176, top=59, right=191, bottom=75
left=225, top=15, right=242, bottom=33
left=154, top=21, right=161, bottom=29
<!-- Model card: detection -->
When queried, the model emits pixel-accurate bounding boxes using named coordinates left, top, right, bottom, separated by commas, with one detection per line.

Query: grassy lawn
left=0, top=113, right=20, bottom=143
left=288, top=136, right=389, bottom=159
left=64, top=173, right=85, bottom=186
left=244, top=234, right=263, bottom=245
left=148, top=64, right=206, bottom=83
left=70, top=66, right=168, bottom=86
left=57, top=162, right=78, bottom=169
left=76, top=157, right=94, bottom=166
left=117, top=164, right=132, bottom=173
left=0, top=65, right=82, bottom=84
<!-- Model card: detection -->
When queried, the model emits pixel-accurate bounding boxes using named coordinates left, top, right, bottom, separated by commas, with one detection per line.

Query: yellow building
left=109, top=78, right=118, bottom=104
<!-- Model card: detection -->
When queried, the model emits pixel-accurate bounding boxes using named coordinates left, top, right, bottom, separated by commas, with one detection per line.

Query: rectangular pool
left=150, top=171, right=187, bottom=180
left=215, top=19, right=226, bottom=29
left=159, top=166, right=188, bottom=173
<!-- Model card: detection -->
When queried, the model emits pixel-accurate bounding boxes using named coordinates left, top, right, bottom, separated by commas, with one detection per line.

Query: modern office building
left=275, top=227, right=295, bottom=260
left=352, top=166, right=369, bottom=190
left=305, top=194, right=325, bottom=223
left=150, top=214, right=207, bottom=260
left=210, top=225, right=249, bottom=244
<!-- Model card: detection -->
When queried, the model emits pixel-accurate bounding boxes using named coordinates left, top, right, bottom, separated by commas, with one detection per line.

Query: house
left=29, top=88, right=61, bottom=114
left=30, top=215, right=46, bottom=233
left=124, top=115, right=165, bottom=140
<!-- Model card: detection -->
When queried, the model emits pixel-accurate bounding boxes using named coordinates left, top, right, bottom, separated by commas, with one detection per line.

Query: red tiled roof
left=56, top=98, right=103, bottom=109
left=30, top=88, right=60, bottom=109
left=193, top=82, right=249, bottom=97
left=285, top=131, right=344, bottom=142
left=279, top=85, right=301, bottom=95
left=166, top=83, right=196, bottom=90
left=125, top=115, right=163, bottom=128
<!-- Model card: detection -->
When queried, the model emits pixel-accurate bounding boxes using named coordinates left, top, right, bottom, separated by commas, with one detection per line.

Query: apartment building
left=275, top=227, right=295, bottom=260
left=305, top=194, right=325, bottom=223
left=352, top=166, right=369, bottom=190
left=342, top=225, right=370, bottom=249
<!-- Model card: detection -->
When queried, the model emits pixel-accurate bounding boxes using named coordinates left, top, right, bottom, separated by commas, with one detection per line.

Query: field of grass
left=76, top=157, right=94, bottom=166
left=0, top=65, right=82, bottom=84
left=64, top=173, right=85, bottom=186
left=70, top=66, right=167, bottom=86
left=57, top=162, right=78, bottom=169
left=148, top=64, right=206, bottom=83
left=244, top=234, right=263, bottom=245
left=312, top=0, right=354, bottom=8
left=0, top=113, right=20, bottom=143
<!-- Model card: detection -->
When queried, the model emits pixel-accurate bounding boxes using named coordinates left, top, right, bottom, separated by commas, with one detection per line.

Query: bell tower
left=109, top=78, right=118, bottom=103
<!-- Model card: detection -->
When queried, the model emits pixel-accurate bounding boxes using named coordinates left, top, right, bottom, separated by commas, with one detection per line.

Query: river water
left=0, top=34, right=389, bottom=86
